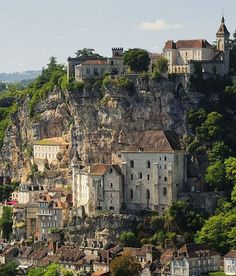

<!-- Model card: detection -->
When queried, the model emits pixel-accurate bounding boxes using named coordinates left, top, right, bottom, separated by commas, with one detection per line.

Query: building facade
left=163, top=17, right=230, bottom=76
left=224, top=250, right=236, bottom=275
left=72, top=162, right=123, bottom=215
left=33, top=137, right=69, bottom=172
left=120, top=130, right=187, bottom=214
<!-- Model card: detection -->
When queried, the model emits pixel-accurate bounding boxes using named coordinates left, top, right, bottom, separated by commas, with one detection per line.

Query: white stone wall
left=224, top=258, right=236, bottom=275
left=121, top=151, right=185, bottom=213
left=33, top=145, right=61, bottom=164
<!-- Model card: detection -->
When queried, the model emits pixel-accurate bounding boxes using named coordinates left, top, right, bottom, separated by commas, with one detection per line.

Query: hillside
left=0, top=70, right=41, bottom=83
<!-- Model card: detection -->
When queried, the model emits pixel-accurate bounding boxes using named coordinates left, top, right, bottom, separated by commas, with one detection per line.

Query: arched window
left=147, top=161, right=151, bottom=168
left=139, top=172, right=143, bottom=179
left=146, top=189, right=150, bottom=200
left=164, top=156, right=167, bottom=161
left=130, top=160, right=134, bottom=168
left=130, top=189, right=133, bottom=200
left=163, top=187, right=167, bottom=196
left=147, top=174, right=150, bottom=181
left=110, top=183, right=113, bottom=188
left=131, top=174, right=133, bottom=180
left=164, top=177, right=167, bottom=182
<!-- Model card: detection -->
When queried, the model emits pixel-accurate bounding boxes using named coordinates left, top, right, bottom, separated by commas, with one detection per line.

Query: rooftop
left=34, top=137, right=68, bottom=146
left=122, top=130, right=182, bottom=153
left=224, top=250, right=236, bottom=258
left=177, top=243, right=219, bottom=259
left=80, top=59, right=108, bottom=65
left=164, top=39, right=212, bottom=50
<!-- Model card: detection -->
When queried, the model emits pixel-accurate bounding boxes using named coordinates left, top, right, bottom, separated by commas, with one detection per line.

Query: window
left=159, top=176, right=161, bottom=180
left=159, top=157, right=161, bottom=161
left=139, top=172, right=142, bottom=179
left=147, top=174, right=150, bottom=181
left=110, top=183, right=113, bottom=188
left=109, top=168, right=113, bottom=174
left=130, top=160, right=134, bottom=168
left=110, top=193, right=112, bottom=198
left=146, top=189, right=150, bottom=200
left=164, top=156, right=167, bottom=161
left=130, top=189, right=133, bottom=200
left=131, top=174, right=133, bottom=180
left=164, top=177, right=167, bottom=182
left=160, top=165, right=161, bottom=169
left=164, top=164, right=167, bottom=169
left=163, top=187, right=167, bottom=196
left=147, top=161, right=151, bottom=168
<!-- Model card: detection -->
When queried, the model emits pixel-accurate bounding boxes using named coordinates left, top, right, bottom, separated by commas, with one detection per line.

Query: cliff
left=0, top=75, right=201, bottom=185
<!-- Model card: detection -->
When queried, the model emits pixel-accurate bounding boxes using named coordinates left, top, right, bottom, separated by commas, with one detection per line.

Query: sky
left=0, top=0, right=235, bottom=73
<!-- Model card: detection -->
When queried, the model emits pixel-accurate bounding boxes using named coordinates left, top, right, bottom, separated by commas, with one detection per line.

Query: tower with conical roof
left=216, top=16, right=230, bottom=74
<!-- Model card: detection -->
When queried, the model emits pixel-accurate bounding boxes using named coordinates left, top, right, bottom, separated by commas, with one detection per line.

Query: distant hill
left=0, top=70, right=42, bottom=83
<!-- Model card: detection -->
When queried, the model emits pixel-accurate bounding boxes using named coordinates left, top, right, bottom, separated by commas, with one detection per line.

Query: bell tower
left=216, top=16, right=230, bottom=74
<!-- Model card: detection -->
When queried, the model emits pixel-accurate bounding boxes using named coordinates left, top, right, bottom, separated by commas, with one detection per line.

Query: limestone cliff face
left=0, top=76, right=201, bottom=183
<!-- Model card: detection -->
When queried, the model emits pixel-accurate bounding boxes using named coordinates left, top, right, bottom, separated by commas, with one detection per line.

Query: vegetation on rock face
left=0, top=206, right=13, bottom=240
left=123, top=48, right=150, bottom=72
left=0, top=261, right=17, bottom=276
left=119, top=231, right=139, bottom=247
left=110, top=253, right=142, bottom=276
left=28, top=263, right=73, bottom=276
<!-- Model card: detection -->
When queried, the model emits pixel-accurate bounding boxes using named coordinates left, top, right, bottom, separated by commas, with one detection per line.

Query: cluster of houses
left=67, top=17, right=230, bottom=81
left=0, top=230, right=236, bottom=276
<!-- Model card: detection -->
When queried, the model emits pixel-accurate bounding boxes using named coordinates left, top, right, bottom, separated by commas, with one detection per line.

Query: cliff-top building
left=163, top=17, right=230, bottom=76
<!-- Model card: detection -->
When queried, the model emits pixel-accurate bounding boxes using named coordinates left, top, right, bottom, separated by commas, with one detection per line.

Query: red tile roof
left=224, top=250, right=236, bottom=258
left=177, top=244, right=219, bottom=259
left=81, top=60, right=108, bottom=65
left=164, top=39, right=212, bottom=49
left=123, top=130, right=182, bottom=153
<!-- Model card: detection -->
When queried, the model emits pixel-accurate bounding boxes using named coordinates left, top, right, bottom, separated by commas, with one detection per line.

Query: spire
left=216, top=16, right=230, bottom=36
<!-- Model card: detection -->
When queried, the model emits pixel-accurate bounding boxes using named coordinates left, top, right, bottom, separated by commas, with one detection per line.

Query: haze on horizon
left=0, top=0, right=235, bottom=73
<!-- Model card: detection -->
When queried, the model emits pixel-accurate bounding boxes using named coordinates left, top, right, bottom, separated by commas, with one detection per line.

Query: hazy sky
left=0, top=0, right=235, bottom=72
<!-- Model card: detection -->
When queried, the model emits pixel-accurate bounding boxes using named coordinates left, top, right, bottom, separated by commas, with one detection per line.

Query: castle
left=71, top=130, right=187, bottom=216
left=163, top=16, right=230, bottom=76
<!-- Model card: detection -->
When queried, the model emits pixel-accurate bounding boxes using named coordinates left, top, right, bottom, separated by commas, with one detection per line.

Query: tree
left=225, top=157, right=236, bottom=183
left=123, top=48, right=150, bottom=72
left=0, top=261, right=17, bottom=276
left=204, top=112, right=223, bottom=139
left=110, top=253, right=141, bottom=276
left=119, top=231, right=138, bottom=247
left=75, top=48, right=102, bottom=59
left=207, top=141, right=231, bottom=164
left=0, top=206, right=13, bottom=240
left=156, top=56, right=168, bottom=73
left=0, top=82, right=6, bottom=92
left=205, top=161, right=227, bottom=190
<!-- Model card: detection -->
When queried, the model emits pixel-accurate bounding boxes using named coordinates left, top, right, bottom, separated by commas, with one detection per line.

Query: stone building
left=163, top=17, right=230, bottom=76
left=72, top=160, right=123, bottom=215
left=33, top=137, right=69, bottom=172
left=170, top=244, right=220, bottom=276
left=74, top=48, right=127, bottom=81
left=120, top=130, right=187, bottom=214
left=17, top=183, right=44, bottom=204
left=224, top=250, right=236, bottom=275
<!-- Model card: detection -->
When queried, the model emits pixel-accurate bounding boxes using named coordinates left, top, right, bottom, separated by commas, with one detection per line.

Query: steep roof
left=82, top=163, right=122, bottom=176
left=122, top=130, right=182, bottom=153
left=34, top=137, right=68, bottom=146
left=177, top=244, right=219, bottom=259
left=216, top=16, right=230, bottom=35
left=164, top=39, right=212, bottom=49
left=224, top=250, right=236, bottom=258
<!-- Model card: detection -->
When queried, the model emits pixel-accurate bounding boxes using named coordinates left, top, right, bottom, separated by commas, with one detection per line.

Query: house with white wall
left=163, top=17, right=230, bottom=76
left=224, top=250, right=236, bottom=275
left=120, top=130, right=187, bottom=214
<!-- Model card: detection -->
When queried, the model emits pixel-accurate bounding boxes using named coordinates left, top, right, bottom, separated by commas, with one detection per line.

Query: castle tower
left=216, top=16, right=230, bottom=74
left=112, top=47, right=124, bottom=58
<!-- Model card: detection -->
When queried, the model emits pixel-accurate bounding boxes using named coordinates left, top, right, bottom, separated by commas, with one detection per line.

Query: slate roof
left=177, top=244, right=219, bottom=259
left=216, top=16, right=230, bottom=35
left=224, top=250, right=236, bottom=258
left=164, top=39, right=212, bottom=49
left=122, top=130, right=182, bottom=153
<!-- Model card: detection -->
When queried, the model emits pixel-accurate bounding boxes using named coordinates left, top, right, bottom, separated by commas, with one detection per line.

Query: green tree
left=75, top=48, right=103, bottom=59
left=110, top=253, right=141, bottom=276
left=204, top=112, right=223, bottom=139
left=0, top=206, right=13, bottom=240
left=0, top=82, right=6, bottom=92
left=119, top=231, right=139, bottom=247
left=0, top=261, right=17, bottom=276
left=225, top=157, right=236, bottom=183
left=205, top=161, right=226, bottom=190
left=28, top=267, right=45, bottom=276
left=156, top=56, right=168, bottom=73
left=123, top=48, right=150, bottom=72
left=195, top=209, right=236, bottom=253
left=207, top=141, right=231, bottom=164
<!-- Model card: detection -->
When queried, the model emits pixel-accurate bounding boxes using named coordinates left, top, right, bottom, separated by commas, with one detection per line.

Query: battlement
left=112, top=47, right=124, bottom=50
left=112, top=47, right=124, bottom=58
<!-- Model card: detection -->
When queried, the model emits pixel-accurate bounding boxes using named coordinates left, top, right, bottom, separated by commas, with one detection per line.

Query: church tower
left=216, top=16, right=230, bottom=74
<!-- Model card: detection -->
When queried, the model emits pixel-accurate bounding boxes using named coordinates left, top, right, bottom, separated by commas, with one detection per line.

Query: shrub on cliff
left=123, top=48, right=150, bottom=72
